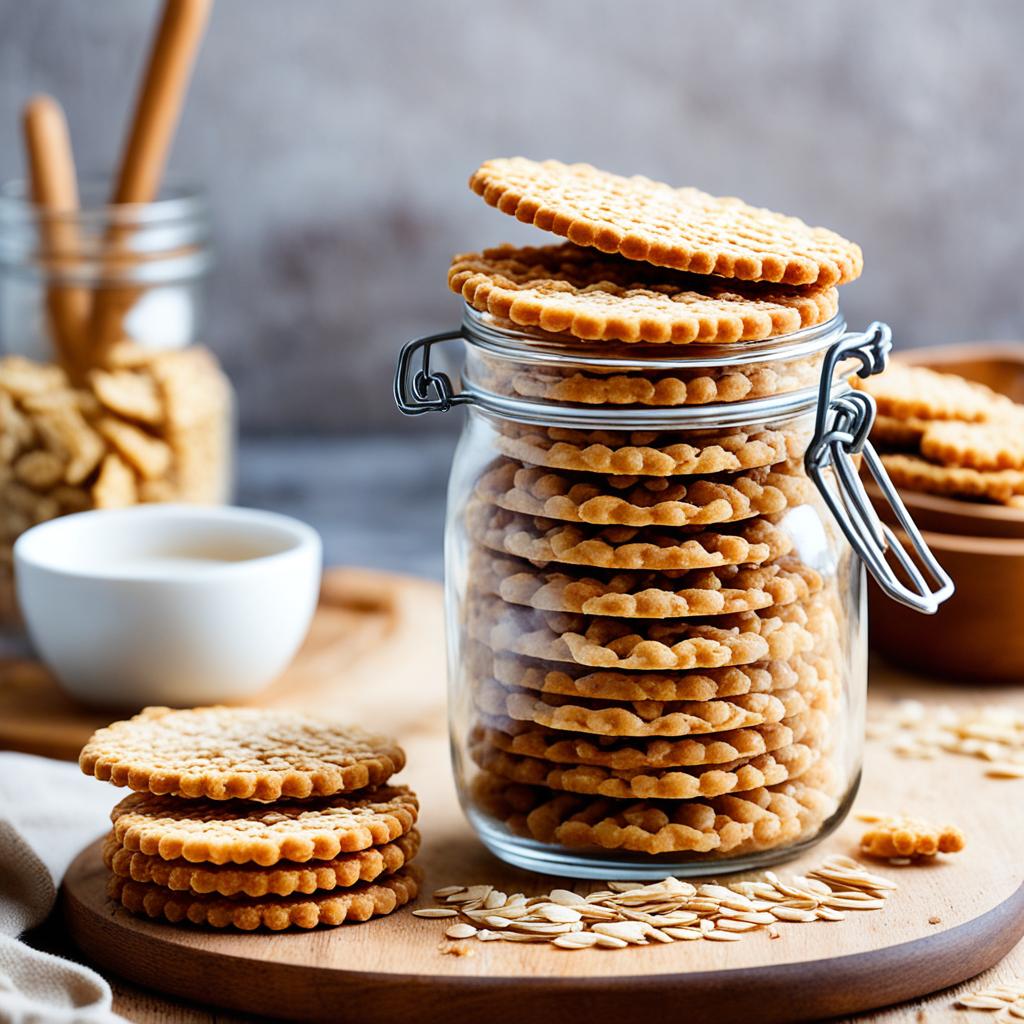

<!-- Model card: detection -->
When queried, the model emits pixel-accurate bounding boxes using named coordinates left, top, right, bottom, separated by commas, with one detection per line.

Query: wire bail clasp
left=394, top=330, right=472, bottom=415
left=805, top=322, right=954, bottom=613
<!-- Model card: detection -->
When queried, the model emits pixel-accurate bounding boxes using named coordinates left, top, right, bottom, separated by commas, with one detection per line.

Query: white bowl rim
left=13, top=504, right=322, bottom=581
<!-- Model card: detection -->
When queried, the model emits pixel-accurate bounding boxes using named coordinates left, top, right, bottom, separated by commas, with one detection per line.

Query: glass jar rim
left=0, top=176, right=207, bottom=229
left=461, top=305, right=847, bottom=371
left=456, top=303, right=852, bottom=428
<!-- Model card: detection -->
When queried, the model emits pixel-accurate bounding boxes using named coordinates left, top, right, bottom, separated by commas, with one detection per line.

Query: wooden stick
left=89, top=0, right=213, bottom=359
left=22, top=94, right=89, bottom=374
left=111, top=0, right=213, bottom=205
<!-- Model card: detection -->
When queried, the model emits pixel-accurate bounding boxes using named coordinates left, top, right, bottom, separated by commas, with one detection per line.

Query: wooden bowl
left=869, top=527, right=1024, bottom=683
left=898, top=341, right=1024, bottom=402
left=875, top=342, right=1024, bottom=539
left=867, top=481, right=1024, bottom=540
left=865, top=342, right=1024, bottom=678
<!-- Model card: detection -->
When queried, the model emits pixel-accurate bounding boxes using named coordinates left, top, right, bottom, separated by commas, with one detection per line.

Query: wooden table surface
left=19, top=439, right=1024, bottom=1022
left=33, top=662, right=1022, bottom=1024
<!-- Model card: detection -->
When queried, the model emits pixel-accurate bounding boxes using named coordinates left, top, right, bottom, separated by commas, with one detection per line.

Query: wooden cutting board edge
left=60, top=842, right=1024, bottom=1024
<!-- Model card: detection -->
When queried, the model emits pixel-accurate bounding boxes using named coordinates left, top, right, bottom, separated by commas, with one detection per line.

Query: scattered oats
left=928, top=915, right=941, bottom=925
left=536, top=903, right=583, bottom=924
left=550, top=889, right=586, bottom=906
left=427, top=857, right=896, bottom=954
left=552, top=932, right=599, bottom=949
left=592, top=921, right=648, bottom=944
left=433, top=886, right=465, bottom=898
left=714, top=919, right=760, bottom=932
left=956, top=978, right=1024, bottom=1015
left=815, top=907, right=846, bottom=922
left=869, top=701, right=1024, bottom=778
left=770, top=906, right=818, bottom=923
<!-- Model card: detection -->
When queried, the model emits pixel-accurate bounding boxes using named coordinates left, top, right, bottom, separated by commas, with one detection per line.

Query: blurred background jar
left=0, top=178, right=234, bottom=620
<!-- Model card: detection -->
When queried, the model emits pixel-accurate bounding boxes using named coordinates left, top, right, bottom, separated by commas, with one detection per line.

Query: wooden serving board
left=0, top=567, right=447, bottom=760
left=57, top=568, right=1024, bottom=1024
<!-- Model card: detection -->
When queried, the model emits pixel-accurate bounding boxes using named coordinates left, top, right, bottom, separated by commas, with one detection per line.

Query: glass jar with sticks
left=0, top=0, right=232, bottom=621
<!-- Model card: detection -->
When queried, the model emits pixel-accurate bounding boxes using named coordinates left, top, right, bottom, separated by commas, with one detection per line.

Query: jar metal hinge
left=394, top=330, right=470, bottom=414
left=805, top=322, right=954, bottom=614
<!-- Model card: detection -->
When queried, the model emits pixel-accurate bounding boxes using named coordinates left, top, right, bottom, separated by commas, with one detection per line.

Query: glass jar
left=0, top=180, right=234, bottom=621
left=396, top=307, right=953, bottom=879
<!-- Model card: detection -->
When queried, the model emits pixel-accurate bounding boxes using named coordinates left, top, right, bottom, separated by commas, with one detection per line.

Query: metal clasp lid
left=805, top=322, right=954, bottom=614
left=394, top=330, right=470, bottom=414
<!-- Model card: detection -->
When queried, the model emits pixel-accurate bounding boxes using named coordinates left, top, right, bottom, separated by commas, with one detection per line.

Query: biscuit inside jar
left=454, top=398, right=854, bottom=874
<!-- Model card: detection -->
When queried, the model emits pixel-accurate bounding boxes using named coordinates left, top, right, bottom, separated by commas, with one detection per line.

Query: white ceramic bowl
left=14, top=504, right=322, bottom=708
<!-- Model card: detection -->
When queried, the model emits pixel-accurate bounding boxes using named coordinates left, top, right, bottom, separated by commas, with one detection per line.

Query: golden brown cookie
left=471, top=769, right=835, bottom=855
left=80, top=706, right=405, bottom=801
left=477, top=458, right=809, bottom=528
left=475, top=711, right=828, bottom=770
left=470, top=350, right=823, bottom=407
left=449, top=243, right=839, bottom=344
left=919, top=419, right=1024, bottom=471
left=469, top=159, right=862, bottom=286
left=475, top=679, right=816, bottom=738
left=493, top=422, right=805, bottom=477
left=869, top=414, right=930, bottom=448
left=102, top=830, right=421, bottom=898
left=468, top=599, right=819, bottom=671
left=858, top=816, right=965, bottom=859
left=881, top=453, right=1024, bottom=504
left=470, top=739, right=817, bottom=800
left=466, top=501, right=794, bottom=571
left=108, top=866, right=421, bottom=930
left=475, top=553, right=823, bottom=618
left=853, top=363, right=1016, bottom=423
left=111, top=787, right=418, bottom=866
left=485, top=648, right=823, bottom=702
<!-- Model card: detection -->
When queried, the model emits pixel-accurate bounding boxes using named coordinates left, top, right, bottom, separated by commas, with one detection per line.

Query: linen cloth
left=0, top=752, right=124, bottom=1024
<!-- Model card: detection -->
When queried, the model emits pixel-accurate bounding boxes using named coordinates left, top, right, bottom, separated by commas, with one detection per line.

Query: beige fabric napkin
left=0, top=752, right=123, bottom=1024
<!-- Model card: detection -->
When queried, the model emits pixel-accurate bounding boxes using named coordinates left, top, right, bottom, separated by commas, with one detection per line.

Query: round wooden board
left=62, top=663, right=1024, bottom=1024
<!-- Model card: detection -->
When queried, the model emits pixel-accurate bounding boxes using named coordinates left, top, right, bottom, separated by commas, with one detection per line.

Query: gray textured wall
left=1, top=0, right=1022, bottom=434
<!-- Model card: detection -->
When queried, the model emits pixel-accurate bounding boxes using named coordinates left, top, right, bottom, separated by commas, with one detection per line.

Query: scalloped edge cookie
left=466, top=500, right=794, bottom=571
left=470, top=739, right=817, bottom=800
left=493, top=421, right=805, bottom=476
left=469, top=159, right=862, bottom=286
left=108, top=866, right=421, bottom=930
left=475, top=553, right=822, bottom=619
left=450, top=243, right=839, bottom=344
left=111, top=787, right=419, bottom=866
left=80, top=706, right=405, bottom=801
left=474, top=710, right=829, bottom=769
left=477, top=458, right=809, bottom=528
left=103, top=830, right=422, bottom=898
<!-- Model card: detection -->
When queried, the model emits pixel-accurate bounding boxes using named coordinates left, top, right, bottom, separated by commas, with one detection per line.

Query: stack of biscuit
left=449, top=159, right=865, bottom=863
left=856, top=362, right=1024, bottom=506
left=79, top=706, right=421, bottom=930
